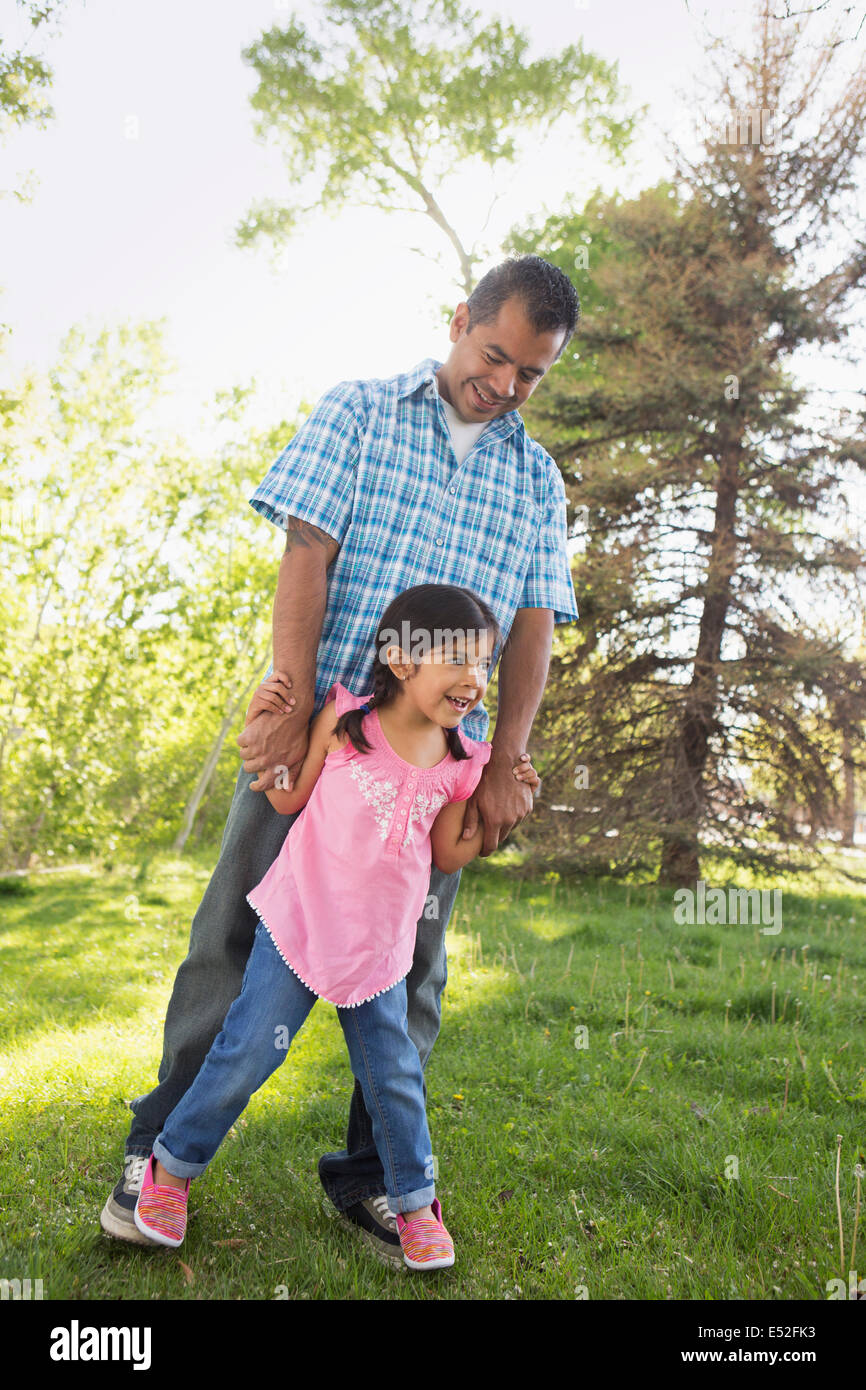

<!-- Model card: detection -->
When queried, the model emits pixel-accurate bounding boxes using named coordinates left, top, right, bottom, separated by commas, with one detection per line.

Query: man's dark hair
left=466, top=255, right=580, bottom=357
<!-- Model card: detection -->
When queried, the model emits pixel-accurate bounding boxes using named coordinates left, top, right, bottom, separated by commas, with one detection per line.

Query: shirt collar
left=395, top=358, right=442, bottom=399
left=396, top=357, right=525, bottom=442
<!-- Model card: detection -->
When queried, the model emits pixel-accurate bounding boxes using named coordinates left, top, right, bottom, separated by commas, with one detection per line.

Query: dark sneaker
left=339, top=1195, right=404, bottom=1269
left=100, top=1154, right=159, bottom=1245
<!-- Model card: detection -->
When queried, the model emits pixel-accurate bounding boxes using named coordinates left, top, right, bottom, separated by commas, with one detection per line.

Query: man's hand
left=237, top=713, right=311, bottom=794
left=237, top=673, right=315, bottom=793
left=461, top=746, right=534, bottom=856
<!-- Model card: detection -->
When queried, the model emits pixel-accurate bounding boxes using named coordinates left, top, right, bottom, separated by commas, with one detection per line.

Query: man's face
left=436, top=294, right=566, bottom=424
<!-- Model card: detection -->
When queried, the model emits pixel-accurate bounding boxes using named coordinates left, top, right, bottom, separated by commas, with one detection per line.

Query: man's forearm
left=272, top=518, right=337, bottom=713
left=272, top=555, right=326, bottom=712
left=491, top=608, right=554, bottom=755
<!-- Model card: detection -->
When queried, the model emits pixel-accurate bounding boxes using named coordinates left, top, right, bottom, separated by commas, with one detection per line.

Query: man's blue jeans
left=127, top=762, right=462, bottom=1210
left=155, top=922, right=436, bottom=1214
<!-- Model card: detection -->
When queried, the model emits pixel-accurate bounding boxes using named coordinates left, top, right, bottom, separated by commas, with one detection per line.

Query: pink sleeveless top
left=246, top=681, right=492, bottom=1007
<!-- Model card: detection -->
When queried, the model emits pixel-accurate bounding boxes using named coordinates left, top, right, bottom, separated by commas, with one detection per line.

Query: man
left=101, top=254, right=580, bottom=1265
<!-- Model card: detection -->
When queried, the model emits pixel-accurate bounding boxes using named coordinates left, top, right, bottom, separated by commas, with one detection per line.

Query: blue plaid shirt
left=250, top=357, right=578, bottom=742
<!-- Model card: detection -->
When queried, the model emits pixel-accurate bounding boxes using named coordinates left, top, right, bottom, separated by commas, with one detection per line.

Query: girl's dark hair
left=334, top=584, right=502, bottom=761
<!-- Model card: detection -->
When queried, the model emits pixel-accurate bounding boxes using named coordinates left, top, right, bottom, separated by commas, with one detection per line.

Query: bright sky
left=0, top=0, right=736, bottom=427
left=1, top=0, right=863, bottom=479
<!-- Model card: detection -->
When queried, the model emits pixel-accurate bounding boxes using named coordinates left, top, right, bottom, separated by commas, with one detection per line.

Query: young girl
left=133, top=584, right=540, bottom=1270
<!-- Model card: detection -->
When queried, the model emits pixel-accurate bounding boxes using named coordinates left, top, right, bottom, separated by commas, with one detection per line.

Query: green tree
left=236, top=0, right=638, bottom=293
left=1, top=321, right=184, bottom=866
left=2, top=1, right=71, bottom=387
left=511, top=4, right=866, bottom=884
left=0, top=324, right=293, bottom=867
left=1, top=0, right=71, bottom=212
left=1, top=2, right=65, bottom=137
left=163, top=388, right=297, bottom=854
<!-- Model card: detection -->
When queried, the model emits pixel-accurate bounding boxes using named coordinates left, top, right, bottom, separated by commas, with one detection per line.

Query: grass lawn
left=0, top=850, right=864, bottom=1301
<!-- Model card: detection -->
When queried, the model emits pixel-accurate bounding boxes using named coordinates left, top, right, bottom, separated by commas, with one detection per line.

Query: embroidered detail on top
left=348, top=759, right=398, bottom=841
left=402, top=787, right=450, bottom=847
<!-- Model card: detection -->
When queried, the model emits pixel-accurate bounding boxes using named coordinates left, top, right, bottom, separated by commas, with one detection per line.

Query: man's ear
left=450, top=302, right=470, bottom=340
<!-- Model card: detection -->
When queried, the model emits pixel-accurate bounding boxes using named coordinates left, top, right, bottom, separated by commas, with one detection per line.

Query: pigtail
left=333, top=663, right=391, bottom=755
left=445, top=724, right=470, bottom=761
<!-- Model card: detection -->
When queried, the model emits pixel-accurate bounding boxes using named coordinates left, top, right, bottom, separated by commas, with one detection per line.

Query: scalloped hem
left=245, top=896, right=407, bottom=1009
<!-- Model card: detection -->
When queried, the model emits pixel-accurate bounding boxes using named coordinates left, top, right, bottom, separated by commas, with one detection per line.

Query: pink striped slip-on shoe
left=133, top=1154, right=190, bottom=1248
left=396, top=1198, right=455, bottom=1271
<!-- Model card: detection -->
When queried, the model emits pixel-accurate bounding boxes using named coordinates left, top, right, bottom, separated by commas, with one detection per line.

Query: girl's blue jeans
left=153, top=921, right=436, bottom=1215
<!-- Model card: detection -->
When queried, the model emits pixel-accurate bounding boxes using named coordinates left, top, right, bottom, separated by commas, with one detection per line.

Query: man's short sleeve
left=518, top=458, right=579, bottom=623
left=249, top=381, right=366, bottom=544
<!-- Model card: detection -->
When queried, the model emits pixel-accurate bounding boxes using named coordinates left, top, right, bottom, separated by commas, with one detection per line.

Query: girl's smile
left=381, top=629, right=494, bottom=739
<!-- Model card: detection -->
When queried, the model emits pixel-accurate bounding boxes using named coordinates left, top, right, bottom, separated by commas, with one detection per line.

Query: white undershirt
left=435, top=378, right=490, bottom=466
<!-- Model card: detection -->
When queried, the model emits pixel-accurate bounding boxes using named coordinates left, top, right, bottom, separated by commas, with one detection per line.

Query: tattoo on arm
left=284, top=515, right=340, bottom=565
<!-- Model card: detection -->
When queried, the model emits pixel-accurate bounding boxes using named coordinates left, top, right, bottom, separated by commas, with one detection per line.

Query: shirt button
left=449, top=486, right=456, bottom=493
left=435, top=538, right=443, bottom=546
left=425, top=384, right=436, bottom=399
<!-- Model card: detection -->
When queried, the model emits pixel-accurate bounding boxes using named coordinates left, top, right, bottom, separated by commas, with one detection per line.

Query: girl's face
left=386, top=627, right=495, bottom=727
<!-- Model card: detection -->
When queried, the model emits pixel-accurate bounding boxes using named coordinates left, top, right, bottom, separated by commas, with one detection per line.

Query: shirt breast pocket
left=475, top=494, right=540, bottom=574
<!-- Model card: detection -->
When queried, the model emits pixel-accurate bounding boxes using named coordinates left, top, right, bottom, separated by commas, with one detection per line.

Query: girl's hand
left=512, top=752, right=541, bottom=793
left=245, top=671, right=296, bottom=727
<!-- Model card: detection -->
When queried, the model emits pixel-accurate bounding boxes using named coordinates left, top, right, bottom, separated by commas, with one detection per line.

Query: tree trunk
left=172, top=659, right=268, bottom=855
left=840, top=728, right=856, bottom=847
left=658, top=452, right=740, bottom=885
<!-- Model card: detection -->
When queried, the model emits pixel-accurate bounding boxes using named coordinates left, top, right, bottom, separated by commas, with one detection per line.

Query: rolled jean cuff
left=387, top=1183, right=435, bottom=1216
left=152, top=1137, right=208, bottom=1181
